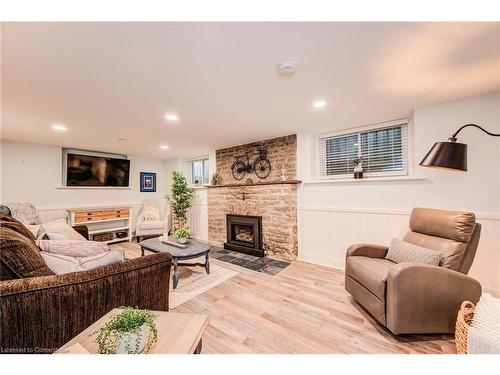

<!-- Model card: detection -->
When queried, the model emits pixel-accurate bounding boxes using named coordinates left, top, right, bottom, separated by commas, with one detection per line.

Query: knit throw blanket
left=467, top=293, right=500, bottom=354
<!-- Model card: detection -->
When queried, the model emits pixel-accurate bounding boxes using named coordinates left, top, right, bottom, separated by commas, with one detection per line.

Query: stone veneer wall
left=207, top=184, right=298, bottom=261
left=215, top=134, right=296, bottom=184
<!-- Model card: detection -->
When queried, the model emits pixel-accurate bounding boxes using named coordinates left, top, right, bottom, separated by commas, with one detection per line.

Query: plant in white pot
left=174, top=227, right=191, bottom=244
left=91, top=307, right=157, bottom=354
left=352, top=156, right=364, bottom=179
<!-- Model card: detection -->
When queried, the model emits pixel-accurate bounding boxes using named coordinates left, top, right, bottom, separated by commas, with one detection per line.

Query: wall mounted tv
left=66, top=153, right=130, bottom=187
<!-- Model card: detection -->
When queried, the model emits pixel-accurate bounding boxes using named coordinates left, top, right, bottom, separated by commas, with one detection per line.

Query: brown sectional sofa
left=0, top=213, right=172, bottom=353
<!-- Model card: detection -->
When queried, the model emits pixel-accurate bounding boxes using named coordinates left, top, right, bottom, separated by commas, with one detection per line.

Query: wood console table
left=67, top=206, right=133, bottom=244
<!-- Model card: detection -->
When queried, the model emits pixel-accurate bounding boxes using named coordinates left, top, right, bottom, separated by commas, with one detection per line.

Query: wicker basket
left=455, top=301, right=475, bottom=354
left=92, top=232, right=113, bottom=242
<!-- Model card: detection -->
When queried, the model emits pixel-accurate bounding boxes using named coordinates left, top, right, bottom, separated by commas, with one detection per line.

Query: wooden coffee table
left=57, top=308, right=209, bottom=354
left=139, top=237, right=211, bottom=289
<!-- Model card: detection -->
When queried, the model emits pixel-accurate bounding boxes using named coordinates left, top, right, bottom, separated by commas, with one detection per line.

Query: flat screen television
left=66, top=153, right=130, bottom=187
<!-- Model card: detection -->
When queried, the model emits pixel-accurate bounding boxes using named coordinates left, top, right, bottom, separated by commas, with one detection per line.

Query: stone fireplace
left=207, top=135, right=299, bottom=261
left=225, top=214, right=264, bottom=257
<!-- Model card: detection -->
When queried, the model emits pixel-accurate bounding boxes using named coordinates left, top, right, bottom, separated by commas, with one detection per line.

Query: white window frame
left=317, top=118, right=412, bottom=180
left=187, top=157, right=210, bottom=185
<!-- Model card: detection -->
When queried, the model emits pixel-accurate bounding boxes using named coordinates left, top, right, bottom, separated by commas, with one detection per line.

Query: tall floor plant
left=168, top=170, right=194, bottom=230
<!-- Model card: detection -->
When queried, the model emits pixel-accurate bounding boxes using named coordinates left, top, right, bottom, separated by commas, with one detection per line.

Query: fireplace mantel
left=207, top=179, right=302, bottom=188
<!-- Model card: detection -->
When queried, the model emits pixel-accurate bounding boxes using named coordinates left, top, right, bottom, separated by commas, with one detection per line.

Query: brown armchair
left=345, top=207, right=482, bottom=335
left=0, top=213, right=172, bottom=353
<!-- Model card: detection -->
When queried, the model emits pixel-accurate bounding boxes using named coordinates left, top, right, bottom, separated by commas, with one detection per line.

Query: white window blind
left=190, top=158, right=209, bottom=184
left=319, top=121, right=408, bottom=178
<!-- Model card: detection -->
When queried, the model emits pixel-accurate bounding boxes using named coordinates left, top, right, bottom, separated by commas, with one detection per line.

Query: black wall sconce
left=420, top=124, right=500, bottom=171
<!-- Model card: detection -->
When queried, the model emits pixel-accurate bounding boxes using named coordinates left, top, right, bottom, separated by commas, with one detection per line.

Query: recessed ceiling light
left=313, top=100, right=327, bottom=109
left=165, top=114, right=179, bottom=122
left=51, top=123, right=67, bottom=131
left=117, top=137, right=126, bottom=141
left=159, top=145, right=169, bottom=150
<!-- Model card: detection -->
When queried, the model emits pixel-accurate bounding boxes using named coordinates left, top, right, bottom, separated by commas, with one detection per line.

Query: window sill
left=302, top=175, right=427, bottom=185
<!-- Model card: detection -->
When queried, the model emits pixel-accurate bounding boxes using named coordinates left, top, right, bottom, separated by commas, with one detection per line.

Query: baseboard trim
left=297, top=253, right=345, bottom=270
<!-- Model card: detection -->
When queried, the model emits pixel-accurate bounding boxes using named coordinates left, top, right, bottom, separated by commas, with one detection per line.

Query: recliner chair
left=345, top=207, right=482, bottom=335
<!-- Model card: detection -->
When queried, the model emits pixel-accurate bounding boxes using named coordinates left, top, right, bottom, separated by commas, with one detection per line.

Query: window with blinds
left=319, top=120, right=408, bottom=178
left=190, top=158, right=209, bottom=184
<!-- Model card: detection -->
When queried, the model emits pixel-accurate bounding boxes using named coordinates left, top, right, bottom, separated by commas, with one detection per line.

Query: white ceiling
left=1, top=22, right=499, bottom=159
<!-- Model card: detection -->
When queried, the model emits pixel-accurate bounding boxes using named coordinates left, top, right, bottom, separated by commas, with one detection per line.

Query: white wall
left=297, top=92, right=500, bottom=295
left=0, top=140, right=168, bottom=226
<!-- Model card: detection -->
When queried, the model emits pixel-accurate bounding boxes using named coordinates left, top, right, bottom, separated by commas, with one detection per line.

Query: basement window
left=190, top=158, right=209, bottom=185
left=319, top=119, right=409, bottom=179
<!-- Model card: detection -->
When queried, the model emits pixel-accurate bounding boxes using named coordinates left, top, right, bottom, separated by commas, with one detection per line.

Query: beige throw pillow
left=385, top=238, right=442, bottom=266
left=39, top=252, right=82, bottom=274
left=79, top=249, right=125, bottom=270
left=41, top=218, right=87, bottom=241
left=25, top=224, right=41, bottom=238
left=36, top=240, right=108, bottom=257
left=40, top=248, right=125, bottom=275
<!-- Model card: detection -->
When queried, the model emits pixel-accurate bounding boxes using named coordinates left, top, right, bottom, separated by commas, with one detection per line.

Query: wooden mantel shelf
left=206, top=179, right=302, bottom=188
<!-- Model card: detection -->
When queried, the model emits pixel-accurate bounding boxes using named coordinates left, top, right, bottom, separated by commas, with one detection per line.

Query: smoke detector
left=277, top=59, right=297, bottom=76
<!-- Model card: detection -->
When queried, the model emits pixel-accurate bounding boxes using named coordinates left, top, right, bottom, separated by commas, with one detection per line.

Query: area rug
left=111, top=243, right=238, bottom=309
left=169, top=260, right=238, bottom=309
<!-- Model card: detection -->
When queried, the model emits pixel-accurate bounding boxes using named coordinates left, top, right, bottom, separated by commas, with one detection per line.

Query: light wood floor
left=116, top=242, right=456, bottom=354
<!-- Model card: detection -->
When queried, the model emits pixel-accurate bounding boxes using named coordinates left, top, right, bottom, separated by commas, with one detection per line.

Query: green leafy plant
left=91, top=307, right=157, bottom=354
left=352, top=156, right=363, bottom=167
left=167, top=170, right=194, bottom=229
left=211, top=172, right=222, bottom=185
left=174, top=227, right=191, bottom=239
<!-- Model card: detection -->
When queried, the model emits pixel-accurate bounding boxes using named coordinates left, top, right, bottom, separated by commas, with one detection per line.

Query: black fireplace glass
left=232, top=224, right=254, bottom=244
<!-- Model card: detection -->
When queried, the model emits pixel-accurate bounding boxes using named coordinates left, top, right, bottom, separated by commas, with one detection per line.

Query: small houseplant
left=91, top=307, right=157, bottom=354
left=167, top=170, right=195, bottom=230
left=211, top=172, right=222, bottom=185
left=352, top=156, right=363, bottom=179
left=174, top=227, right=191, bottom=244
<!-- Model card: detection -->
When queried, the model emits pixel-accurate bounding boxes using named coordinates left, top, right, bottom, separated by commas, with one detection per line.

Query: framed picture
left=140, top=172, right=156, bottom=192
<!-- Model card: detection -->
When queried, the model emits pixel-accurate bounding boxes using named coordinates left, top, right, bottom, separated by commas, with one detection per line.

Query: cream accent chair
left=135, top=199, right=172, bottom=243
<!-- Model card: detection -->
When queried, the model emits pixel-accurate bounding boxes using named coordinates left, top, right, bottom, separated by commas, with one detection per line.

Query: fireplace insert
left=224, top=214, right=264, bottom=257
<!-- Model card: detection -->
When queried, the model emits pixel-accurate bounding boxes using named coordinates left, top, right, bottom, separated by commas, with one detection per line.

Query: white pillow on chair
left=143, top=206, right=161, bottom=221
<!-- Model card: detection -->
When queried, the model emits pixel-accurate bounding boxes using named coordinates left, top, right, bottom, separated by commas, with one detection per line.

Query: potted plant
left=166, top=170, right=195, bottom=230
left=211, top=172, right=222, bottom=185
left=352, top=156, right=364, bottom=179
left=91, top=307, right=158, bottom=354
left=174, top=227, right=191, bottom=244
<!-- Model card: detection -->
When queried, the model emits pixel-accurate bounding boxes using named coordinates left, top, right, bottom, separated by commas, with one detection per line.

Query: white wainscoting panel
left=298, top=206, right=500, bottom=297
left=188, top=188, right=208, bottom=241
